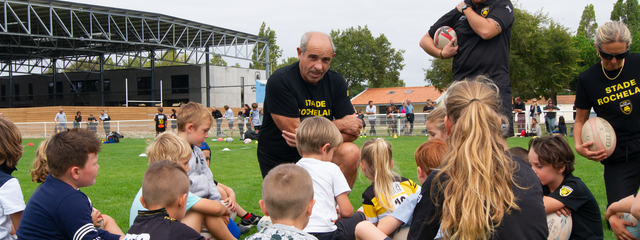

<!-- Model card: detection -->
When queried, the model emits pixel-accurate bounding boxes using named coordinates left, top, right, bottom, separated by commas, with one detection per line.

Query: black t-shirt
left=428, top=0, right=514, bottom=83
left=211, top=110, right=222, bottom=119
left=87, top=117, right=96, bottom=122
left=575, top=53, right=640, bottom=143
left=127, top=208, right=205, bottom=240
left=543, top=173, right=603, bottom=240
left=155, top=113, right=167, bottom=131
left=408, top=157, right=548, bottom=240
left=75, top=115, right=82, bottom=122
left=514, top=101, right=525, bottom=113
left=257, top=62, right=354, bottom=166
left=423, top=105, right=434, bottom=112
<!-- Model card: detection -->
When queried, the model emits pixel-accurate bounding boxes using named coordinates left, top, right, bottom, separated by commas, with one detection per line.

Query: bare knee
left=333, top=142, right=360, bottom=187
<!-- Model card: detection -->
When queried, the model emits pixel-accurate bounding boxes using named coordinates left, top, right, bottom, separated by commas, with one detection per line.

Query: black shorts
left=310, top=212, right=366, bottom=240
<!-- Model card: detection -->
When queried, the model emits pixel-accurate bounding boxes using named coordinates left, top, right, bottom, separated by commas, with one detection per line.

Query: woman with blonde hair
left=408, top=77, right=547, bottom=240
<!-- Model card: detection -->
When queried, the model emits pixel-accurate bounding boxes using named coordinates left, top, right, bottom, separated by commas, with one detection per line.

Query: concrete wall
left=208, top=66, right=265, bottom=108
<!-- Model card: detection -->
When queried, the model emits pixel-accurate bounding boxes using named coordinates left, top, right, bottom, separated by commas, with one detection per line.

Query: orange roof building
left=351, top=86, right=444, bottom=106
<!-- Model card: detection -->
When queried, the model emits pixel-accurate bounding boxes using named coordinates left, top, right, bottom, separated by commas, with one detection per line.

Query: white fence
left=12, top=110, right=578, bottom=139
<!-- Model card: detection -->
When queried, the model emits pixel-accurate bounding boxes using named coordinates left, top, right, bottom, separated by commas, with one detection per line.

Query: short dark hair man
left=419, top=0, right=515, bottom=138
left=257, top=32, right=362, bottom=187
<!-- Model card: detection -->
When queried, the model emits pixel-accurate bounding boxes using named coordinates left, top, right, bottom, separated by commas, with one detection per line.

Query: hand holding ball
left=434, top=26, right=457, bottom=49
left=581, top=117, right=616, bottom=157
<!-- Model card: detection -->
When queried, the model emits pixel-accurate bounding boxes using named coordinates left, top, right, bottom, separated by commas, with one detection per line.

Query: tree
left=423, top=8, right=579, bottom=103
left=330, top=26, right=405, bottom=96
left=577, top=4, right=598, bottom=39
left=250, top=22, right=282, bottom=75
left=274, top=57, right=298, bottom=71
left=209, top=55, right=227, bottom=66
left=611, top=0, right=640, bottom=33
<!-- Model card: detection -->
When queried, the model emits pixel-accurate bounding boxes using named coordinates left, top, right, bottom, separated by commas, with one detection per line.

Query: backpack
left=107, top=131, right=124, bottom=143
left=244, top=130, right=259, bottom=141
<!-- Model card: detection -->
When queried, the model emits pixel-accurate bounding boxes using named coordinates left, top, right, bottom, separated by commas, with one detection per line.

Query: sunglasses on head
left=598, top=47, right=629, bottom=60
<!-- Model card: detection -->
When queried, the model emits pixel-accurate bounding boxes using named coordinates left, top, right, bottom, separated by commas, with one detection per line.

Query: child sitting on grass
left=129, top=132, right=237, bottom=239
left=295, top=116, right=366, bottom=240
left=199, top=142, right=262, bottom=227
left=246, top=164, right=317, bottom=240
left=18, top=129, right=125, bottom=240
left=126, top=160, right=204, bottom=240
left=355, top=139, right=447, bottom=240
left=425, top=108, right=447, bottom=141
left=30, top=139, right=117, bottom=230
left=0, top=117, right=25, bottom=239
left=177, top=102, right=239, bottom=239
left=359, top=138, right=419, bottom=224
left=529, top=135, right=603, bottom=239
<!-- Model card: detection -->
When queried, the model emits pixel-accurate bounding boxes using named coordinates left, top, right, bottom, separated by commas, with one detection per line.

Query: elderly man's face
left=297, top=33, right=335, bottom=85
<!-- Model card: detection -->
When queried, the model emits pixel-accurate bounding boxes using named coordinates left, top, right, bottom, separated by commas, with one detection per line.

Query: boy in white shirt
left=295, top=116, right=366, bottom=240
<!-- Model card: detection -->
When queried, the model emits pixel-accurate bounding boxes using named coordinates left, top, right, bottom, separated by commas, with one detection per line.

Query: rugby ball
left=217, top=137, right=223, bottom=141
left=434, top=26, right=457, bottom=49
left=256, top=216, right=272, bottom=232
left=547, top=213, right=572, bottom=240
left=243, top=138, right=252, bottom=144
left=225, top=137, right=234, bottom=142
left=581, top=117, right=616, bottom=157
left=621, top=213, right=640, bottom=238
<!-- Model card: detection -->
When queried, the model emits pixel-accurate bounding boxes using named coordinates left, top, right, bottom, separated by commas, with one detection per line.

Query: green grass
left=13, top=136, right=615, bottom=239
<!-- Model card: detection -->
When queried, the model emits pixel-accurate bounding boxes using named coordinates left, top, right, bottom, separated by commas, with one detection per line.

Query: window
left=48, top=82, right=63, bottom=99
left=405, top=90, right=414, bottom=93
left=1, top=85, right=5, bottom=101
left=28, top=83, right=33, bottom=100
left=171, top=75, right=189, bottom=94
left=387, top=91, right=396, bottom=94
left=14, top=84, right=19, bottom=100
left=137, top=77, right=152, bottom=95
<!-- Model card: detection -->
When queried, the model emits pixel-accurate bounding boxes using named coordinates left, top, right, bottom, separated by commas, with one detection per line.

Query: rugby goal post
left=125, top=78, right=163, bottom=107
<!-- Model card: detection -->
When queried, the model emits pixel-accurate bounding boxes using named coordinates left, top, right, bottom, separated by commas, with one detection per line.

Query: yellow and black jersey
left=361, top=177, right=419, bottom=223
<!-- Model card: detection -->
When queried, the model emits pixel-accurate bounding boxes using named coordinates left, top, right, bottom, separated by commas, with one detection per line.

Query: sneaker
left=240, top=213, right=262, bottom=226
left=237, top=223, right=250, bottom=234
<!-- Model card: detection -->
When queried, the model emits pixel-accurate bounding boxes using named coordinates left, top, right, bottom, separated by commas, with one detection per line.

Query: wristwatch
left=461, top=4, right=470, bottom=13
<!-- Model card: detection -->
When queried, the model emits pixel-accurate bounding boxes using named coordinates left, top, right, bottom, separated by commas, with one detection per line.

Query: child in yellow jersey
left=359, top=138, right=419, bottom=224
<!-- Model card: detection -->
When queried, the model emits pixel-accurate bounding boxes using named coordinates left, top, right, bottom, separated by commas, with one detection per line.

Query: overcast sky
left=74, top=0, right=617, bottom=87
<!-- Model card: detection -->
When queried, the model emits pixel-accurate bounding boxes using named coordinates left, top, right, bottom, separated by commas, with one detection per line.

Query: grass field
left=12, top=136, right=615, bottom=239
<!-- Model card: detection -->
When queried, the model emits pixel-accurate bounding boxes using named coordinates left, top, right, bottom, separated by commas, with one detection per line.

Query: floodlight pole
left=150, top=51, right=156, bottom=102
left=100, top=55, right=105, bottom=106
left=8, top=61, right=13, bottom=108
left=52, top=59, right=57, bottom=106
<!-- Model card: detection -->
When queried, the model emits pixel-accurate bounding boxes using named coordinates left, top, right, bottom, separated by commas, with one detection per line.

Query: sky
left=73, top=0, right=617, bottom=87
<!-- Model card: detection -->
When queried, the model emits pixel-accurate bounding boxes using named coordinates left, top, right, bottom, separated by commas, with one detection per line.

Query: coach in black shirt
left=257, top=32, right=362, bottom=187
left=420, top=0, right=515, bottom=137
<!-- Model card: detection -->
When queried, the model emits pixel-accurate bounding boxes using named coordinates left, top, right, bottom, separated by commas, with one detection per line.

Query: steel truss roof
left=0, top=0, right=269, bottom=74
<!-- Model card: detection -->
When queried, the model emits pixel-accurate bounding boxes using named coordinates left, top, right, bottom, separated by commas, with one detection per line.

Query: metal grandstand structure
left=0, top=0, right=269, bottom=107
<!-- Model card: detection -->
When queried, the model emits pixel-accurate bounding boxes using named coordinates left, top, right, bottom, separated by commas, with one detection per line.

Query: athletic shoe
left=237, top=223, right=250, bottom=234
left=240, top=213, right=262, bottom=226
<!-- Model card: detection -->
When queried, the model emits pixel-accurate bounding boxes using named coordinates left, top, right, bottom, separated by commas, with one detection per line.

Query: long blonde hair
left=360, top=138, right=398, bottom=212
left=31, top=139, right=51, bottom=183
left=435, top=77, right=519, bottom=240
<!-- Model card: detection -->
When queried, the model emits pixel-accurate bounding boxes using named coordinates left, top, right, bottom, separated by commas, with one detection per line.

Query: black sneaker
left=237, top=223, right=250, bottom=234
left=240, top=213, right=262, bottom=226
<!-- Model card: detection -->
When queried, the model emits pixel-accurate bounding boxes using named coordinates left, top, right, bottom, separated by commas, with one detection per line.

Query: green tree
left=423, top=58, right=452, bottom=91
left=250, top=22, right=282, bottom=75
left=330, top=26, right=405, bottom=96
left=231, top=63, right=242, bottom=68
left=209, top=55, right=227, bottom=66
left=577, top=4, right=598, bottom=39
left=611, top=0, right=640, bottom=33
left=274, top=56, right=298, bottom=71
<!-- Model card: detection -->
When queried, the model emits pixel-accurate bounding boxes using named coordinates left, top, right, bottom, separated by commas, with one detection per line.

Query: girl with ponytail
left=360, top=138, right=420, bottom=225
left=408, top=77, right=548, bottom=240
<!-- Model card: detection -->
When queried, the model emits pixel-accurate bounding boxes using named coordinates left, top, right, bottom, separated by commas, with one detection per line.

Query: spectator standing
left=87, top=114, right=97, bottom=134
left=529, top=98, right=542, bottom=123
left=211, top=107, right=223, bottom=137
left=98, top=110, right=110, bottom=138
left=222, top=105, right=235, bottom=137
left=74, top=111, right=82, bottom=129
left=513, top=97, right=525, bottom=133
left=54, top=108, right=67, bottom=132
left=423, top=99, right=435, bottom=134
left=170, top=109, right=177, bottom=130
left=405, top=99, right=415, bottom=135
left=249, top=103, right=262, bottom=132
left=543, top=100, right=560, bottom=134
left=365, top=101, right=377, bottom=135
